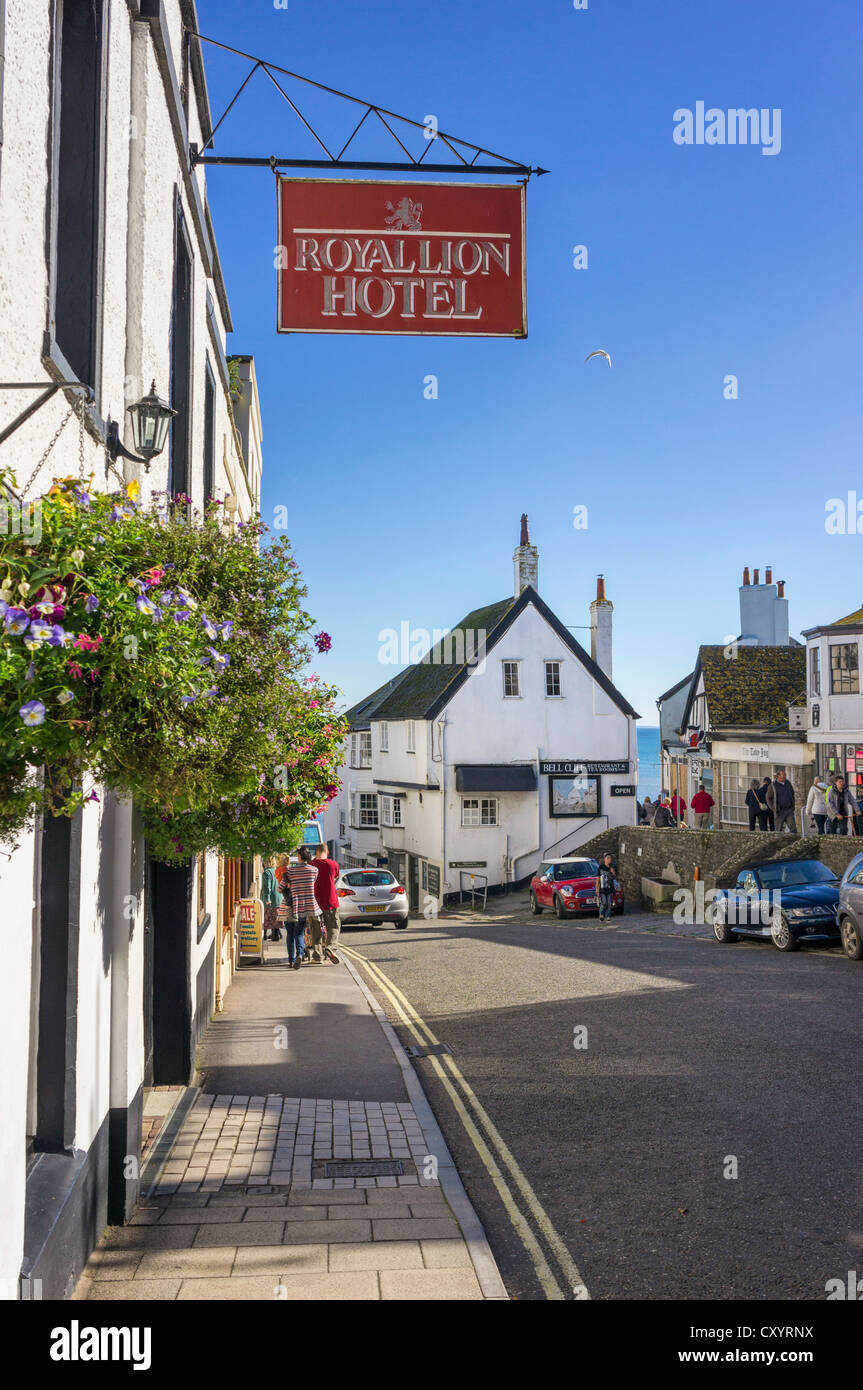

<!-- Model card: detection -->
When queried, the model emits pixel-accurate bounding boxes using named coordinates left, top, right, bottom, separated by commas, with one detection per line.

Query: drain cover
left=320, top=1159, right=407, bottom=1178
left=405, top=1043, right=452, bottom=1058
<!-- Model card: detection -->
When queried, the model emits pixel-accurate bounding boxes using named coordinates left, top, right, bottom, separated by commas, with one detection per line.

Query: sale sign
left=277, top=178, right=526, bottom=337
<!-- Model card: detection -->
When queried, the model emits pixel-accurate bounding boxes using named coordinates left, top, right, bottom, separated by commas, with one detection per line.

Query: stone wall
left=579, top=826, right=863, bottom=904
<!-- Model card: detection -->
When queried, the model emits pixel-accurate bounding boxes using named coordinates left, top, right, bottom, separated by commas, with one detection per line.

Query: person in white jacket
left=805, top=778, right=829, bottom=836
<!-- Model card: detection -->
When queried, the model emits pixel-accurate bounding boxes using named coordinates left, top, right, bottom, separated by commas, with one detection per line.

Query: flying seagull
left=585, top=349, right=612, bottom=367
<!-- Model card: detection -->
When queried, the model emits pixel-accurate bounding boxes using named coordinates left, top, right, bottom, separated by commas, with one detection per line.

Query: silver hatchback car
left=336, top=868, right=409, bottom=928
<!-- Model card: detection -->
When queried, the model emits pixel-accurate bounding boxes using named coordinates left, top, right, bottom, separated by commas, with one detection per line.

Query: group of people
left=638, top=770, right=863, bottom=836
left=639, top=784, right=715, bottom=829
left=743, top=771, right=797, bottom=832
left=260, top=844, right=342, bottom=970
left=804, top=774, right=863, bottom=837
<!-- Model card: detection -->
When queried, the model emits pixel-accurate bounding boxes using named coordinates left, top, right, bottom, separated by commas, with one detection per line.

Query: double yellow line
left=340, top=944, right=589, bottom=1301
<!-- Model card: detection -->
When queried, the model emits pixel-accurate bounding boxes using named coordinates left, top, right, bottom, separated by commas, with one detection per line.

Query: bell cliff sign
left=277, top=178, right=526, bottom=337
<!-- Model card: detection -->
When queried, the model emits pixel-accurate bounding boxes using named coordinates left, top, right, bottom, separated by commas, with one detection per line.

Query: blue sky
left=199, top=0, right=862, bottom=722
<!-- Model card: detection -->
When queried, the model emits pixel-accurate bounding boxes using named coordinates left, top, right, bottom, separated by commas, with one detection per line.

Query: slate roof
left=682, top=645, right=806, bottom=730
left=347, top=586, right=640, bottom=727
left=344, top=669, right=413, bottom=730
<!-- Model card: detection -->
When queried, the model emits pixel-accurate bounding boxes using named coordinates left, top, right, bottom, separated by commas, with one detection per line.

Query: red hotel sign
left=277, top=178, right=526, bottom=337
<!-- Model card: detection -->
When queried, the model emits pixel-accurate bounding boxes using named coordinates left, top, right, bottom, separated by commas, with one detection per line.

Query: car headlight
left=560, top=885, right=574, bottom=896
left=785, top=908, right=811, bottom=920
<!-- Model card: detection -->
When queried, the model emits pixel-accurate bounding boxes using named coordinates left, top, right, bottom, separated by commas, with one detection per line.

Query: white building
left=802, top=607, right=863, bottom=796
left=658, top=568, right=812, bottom=826
left=0, top=1, right=260, bottom=1300
left=331, top=519, right=640, bottom=908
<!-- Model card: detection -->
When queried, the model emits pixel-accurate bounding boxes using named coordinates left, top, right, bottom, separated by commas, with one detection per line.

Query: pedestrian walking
left=281, top=846, right=321, bottom=970
left=640, top=796, right=653, bottom=826
left=260, top=857, right=283, bottom=942
left=805, top=777, right=829, bottom=836
left=670, top=790, right=687, bottom=826
left=595, top=853, right=617, bottom=921
left=310, top=844, right=342, bottom=963
left=767, top=770, right=796, bottom=834
left=757, top=776, right=774, bottom=830
left=745, top=780, right=766, bottom=832
left=652, top=797, right=674, bottom=828
left=826, top=776, right=852, bottom=836
left=845, top=784, right=861, bottom=837
left=691, top=783, right=715, bottom=829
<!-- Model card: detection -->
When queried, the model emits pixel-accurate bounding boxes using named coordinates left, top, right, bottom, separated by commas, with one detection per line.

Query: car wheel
left=711, top=899, right=736, bottom=944
left=530, top=891, right=542, bottom=915
left=839, top=915, right=863, bottom=960
left=770, top=910, right=800, bottom=952
left=614, top=900, right=625, bottom=916
left=553, top=894, right=566, bottom=920
left=395, top=918, right=409, bottom=930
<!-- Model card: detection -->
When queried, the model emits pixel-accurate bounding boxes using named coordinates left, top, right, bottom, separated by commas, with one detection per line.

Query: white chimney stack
left=590, top=574, right=613, bottom=678
left=513, top=513, right=538, bottom=596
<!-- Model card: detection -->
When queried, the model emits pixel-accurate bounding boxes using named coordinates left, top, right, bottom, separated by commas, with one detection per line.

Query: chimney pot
left=765, top=566, right=773, bottom=584
left=519, top=513, right=529, bottom=547
left=742, top=567, right=750, bottom=586
left=777, top=580, right=785, bottom=597
left=596, top=574, right=606, bottom=602
left=753, top=568, right=760, bottom=585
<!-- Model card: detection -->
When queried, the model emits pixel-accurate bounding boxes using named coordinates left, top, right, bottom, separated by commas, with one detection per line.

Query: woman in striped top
left=281, top=846, right=321, bottom=970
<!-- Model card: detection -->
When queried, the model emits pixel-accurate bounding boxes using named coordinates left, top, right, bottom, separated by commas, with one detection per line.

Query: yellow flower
left=126, top=480, right=140, bottom=502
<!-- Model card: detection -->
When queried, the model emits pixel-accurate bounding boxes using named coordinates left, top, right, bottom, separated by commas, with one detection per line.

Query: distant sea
left=637, top=725, right=661, bottom=800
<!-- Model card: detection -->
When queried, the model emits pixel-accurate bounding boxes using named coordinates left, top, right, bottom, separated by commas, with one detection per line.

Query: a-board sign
left=238, top=898, right=263, bottom=962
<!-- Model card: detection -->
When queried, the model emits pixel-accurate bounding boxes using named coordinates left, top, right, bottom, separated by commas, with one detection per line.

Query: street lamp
left=106, top=381, right=176, bottom=471
left=127, top=381, right=176, bottom=469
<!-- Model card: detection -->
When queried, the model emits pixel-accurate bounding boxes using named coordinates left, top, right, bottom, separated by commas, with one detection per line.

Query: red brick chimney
left=742, top=567, right=750, bottom=586
left=765, top=566, right=773, bottom=584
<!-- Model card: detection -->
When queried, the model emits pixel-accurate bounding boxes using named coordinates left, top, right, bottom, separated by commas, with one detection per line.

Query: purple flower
left=173, top=609, right=191, bottom=623
left=28, top=619, right=53, bottom=644
left=206, top=647, right=229, bottom=673
left=314, top=631, right=332, bottom=654
left=180, top=693, right=197, bottom=705
left=84, top=594, right=99, bottom=613
left=24, top=661, right=35, bottom=683
left=48, top=625, right=67, bottom=647
left=218, top=620, right=234, bottom=639
left=4, top=607, right=30, bottom=635
left=19, top=699, right=46, bottom=726
left=73, top=488, right=91, bottom=509
left=201, top=613, right=218, bottom=639
left=136, top=596, right=162, bottom=621
left=86, top=790, right=100, bottom=803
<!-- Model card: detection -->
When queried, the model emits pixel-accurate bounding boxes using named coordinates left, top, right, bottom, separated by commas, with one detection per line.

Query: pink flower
left=143, top=567, right=166, bottom=587
left=74, top=633, right=102, bottom=652
left=67, top=661, right=84, bottom=680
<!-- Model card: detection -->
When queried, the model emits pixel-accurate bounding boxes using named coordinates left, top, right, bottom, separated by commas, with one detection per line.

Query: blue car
left=711, top=859, right=840, bottom=952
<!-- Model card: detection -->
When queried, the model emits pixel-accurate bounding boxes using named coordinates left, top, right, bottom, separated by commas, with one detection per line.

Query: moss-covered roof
left=695, top=645, right=806, bottom=727
left=834, top=606, right=863, bottom=626
left=370, top=596, right=517, bottom=722
left=346, top=586, right=640, bottom=727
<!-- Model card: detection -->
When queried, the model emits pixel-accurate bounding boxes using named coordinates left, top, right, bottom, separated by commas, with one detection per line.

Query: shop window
left=830, top=643, right=859, bottom=695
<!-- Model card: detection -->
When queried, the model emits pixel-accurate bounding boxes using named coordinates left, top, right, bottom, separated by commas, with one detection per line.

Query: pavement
left=73, top=937, right=508, bottom=1302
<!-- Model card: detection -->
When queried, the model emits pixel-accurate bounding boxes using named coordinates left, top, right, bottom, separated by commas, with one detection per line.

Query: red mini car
left=529, top=857, right=624, bottom=919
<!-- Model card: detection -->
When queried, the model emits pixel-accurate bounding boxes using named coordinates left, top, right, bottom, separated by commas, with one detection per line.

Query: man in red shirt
left=691, top=783, right=715, bottom=829
left=311, top=844, right=341, bottom=964
left=670, top=790, right=687, bottom=825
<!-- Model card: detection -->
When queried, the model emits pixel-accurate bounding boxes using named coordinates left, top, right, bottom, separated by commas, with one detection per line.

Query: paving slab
left=379, top=1268, right=483, bottom=1300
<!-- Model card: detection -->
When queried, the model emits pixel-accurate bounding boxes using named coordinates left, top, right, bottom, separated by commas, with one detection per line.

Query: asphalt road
left=341, top=900, right=863, bottom=1301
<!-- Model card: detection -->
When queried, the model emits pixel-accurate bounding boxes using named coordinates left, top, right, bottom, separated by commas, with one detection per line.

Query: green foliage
left=0, top=472, right=346, bottom=855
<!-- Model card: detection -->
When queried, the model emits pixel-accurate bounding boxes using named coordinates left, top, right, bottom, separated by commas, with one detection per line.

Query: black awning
left=455, top=764, right=537, bottom=793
